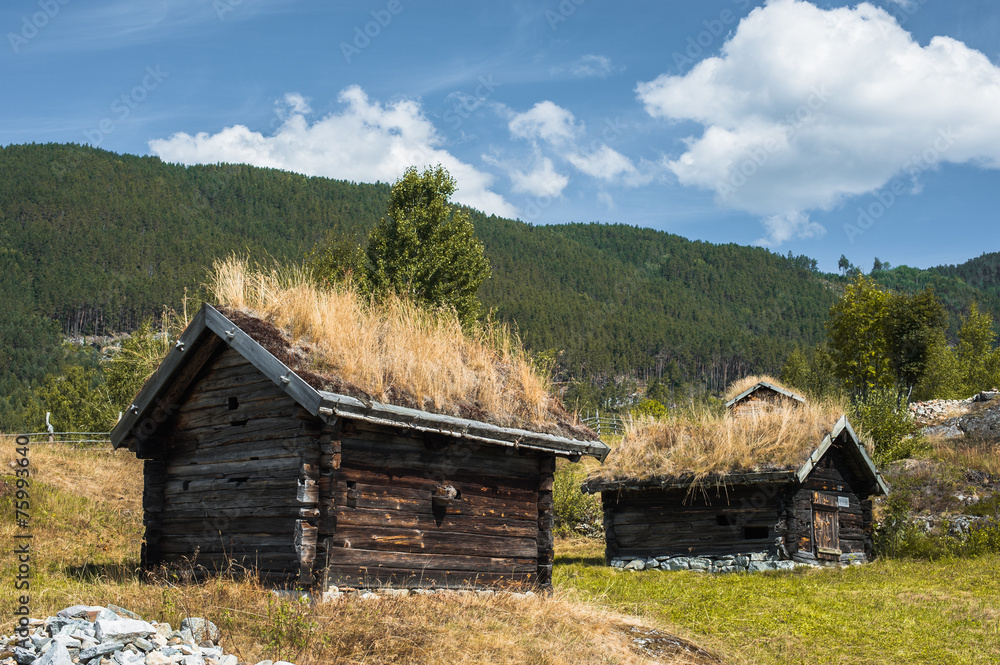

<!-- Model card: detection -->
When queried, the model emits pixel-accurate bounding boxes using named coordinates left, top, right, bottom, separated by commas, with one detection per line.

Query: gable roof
left=725, top=380, right=806, bottom=409
left=111, top=304, right=610, bottom=462
left=582, top=415, right=887, bottom=495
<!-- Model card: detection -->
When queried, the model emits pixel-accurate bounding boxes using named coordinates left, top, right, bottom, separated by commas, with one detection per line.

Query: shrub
left=850, top=388, right=919, bottom=466
left=553, top=463, right=602, bottom=538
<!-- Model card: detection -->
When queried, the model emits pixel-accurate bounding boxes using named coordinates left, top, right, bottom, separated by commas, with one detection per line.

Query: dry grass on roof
left=589, top=397, right=850, bottom=484
left=208, top=256, right=593, bottom=440
left=724, top=374, right=802, bottom=402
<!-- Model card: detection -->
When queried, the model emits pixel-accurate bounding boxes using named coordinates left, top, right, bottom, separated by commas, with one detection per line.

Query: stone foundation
left=609, top=552, right=802, bottom=573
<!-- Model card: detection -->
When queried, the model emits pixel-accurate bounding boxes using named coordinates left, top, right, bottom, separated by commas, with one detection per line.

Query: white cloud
left=281, top=93, right=311, bottom=116
left=637, top=0, right=1000, bottom=244
left=508, top=156, right=570, bottom=198
left=569, top=55, right=620, bottom=79
left=508, top=101, right=581, bottom=144
left=149, top=86, right=516, bottom=217
left=566, top=145, right=645, bottom=184
left=757, top=211, right=826, bottom=246
left=505, top=101, right=651, bottom=191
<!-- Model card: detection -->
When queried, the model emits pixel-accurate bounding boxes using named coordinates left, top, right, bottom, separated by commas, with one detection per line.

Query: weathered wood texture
left=729, top=388, right=799, bottom=418
left=324, top=420, right=546, bottom=589
left=600, top=432, right=880, bottom=566
left=601, top=484, right=793, bottom=559
left=141, top=347, right=321, bottom=581
left=140, top=348, right=557, bottom=589
left=791, top=436, right=875, bottom=565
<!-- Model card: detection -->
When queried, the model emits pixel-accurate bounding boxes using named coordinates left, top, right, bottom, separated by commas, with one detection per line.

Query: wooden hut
left=582, top=414, right=888, bottom=572
left=111, top=304, right=609, bottom=590
left=726, top=380, right=805, bottom=417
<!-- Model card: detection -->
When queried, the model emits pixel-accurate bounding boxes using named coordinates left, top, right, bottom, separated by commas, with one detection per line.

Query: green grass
left=555, top=539, right=1000, bottom=665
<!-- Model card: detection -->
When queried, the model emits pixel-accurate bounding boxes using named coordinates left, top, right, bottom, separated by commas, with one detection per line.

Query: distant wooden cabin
left=582, top=417, right=888, bottom=571
left=726, top=380, right=805, bottom=417
left=111, top=304, right=609, bottom=590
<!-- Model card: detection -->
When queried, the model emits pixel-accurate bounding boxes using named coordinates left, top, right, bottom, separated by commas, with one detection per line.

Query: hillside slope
left=0, top=143, right=997, bottom=428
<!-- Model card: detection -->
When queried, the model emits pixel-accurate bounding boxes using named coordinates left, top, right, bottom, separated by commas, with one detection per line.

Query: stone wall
left=609, top=552, right=801, bottom=573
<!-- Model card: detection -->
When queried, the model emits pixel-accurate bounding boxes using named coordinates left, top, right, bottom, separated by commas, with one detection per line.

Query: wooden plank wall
left=791, top=438, right=874, bottom=565
left=141, top=347, right=322, bottom=583
left=602, top=484, right=794, bottom=559
left=324, top=420, right=545, bottom=589
left=730, top=389, right=795, bottom=417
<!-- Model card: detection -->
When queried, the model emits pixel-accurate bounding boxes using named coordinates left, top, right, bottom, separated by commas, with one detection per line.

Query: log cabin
left=725, top=379, right=806, bottom=417
left=582, top=408, right=888, bottom=572
left=111, top=304, right=609, bottom=590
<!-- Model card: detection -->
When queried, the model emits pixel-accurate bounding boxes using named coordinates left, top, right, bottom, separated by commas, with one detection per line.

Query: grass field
left=4, top=439, right=999, bottom=664
left=0, top=440, right=712, bottom=665
left=555, top=538, right=1000, bottom=665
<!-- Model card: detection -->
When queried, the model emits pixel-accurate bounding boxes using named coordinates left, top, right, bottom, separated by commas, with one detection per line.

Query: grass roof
left=208, top=257, right=594, bottom=440
left=724, top=374, right=803, bottom=403
left=588, top=397, right=850, bottom=486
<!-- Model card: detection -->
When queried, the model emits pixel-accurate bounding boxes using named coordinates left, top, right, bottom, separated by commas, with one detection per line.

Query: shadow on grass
left=554, top=554, right=606, bottom=567
left=66, top=561, right=144, bottom=583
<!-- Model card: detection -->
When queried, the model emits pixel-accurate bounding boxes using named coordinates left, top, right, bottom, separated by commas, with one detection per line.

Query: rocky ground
left=877, top=392, right=1000, bottom=539
left=0, top=605, right=291, bottom=665
left=908, top=390, right=999, bottom=437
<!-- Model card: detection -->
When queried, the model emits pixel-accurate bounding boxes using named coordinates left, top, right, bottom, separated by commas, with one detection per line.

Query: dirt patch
left=615, top=624, right=723, bottom=664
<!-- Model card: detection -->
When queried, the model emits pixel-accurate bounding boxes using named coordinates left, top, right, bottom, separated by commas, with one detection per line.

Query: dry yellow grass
left=723, top=375, right=801, bottom=403
left=924, top=435, right=1000, bottom=475
left=1, top=438, right=713, bottom=665
left=208, top=256, right=583, bottom=436
left=591, top=398, right=849, bottom=484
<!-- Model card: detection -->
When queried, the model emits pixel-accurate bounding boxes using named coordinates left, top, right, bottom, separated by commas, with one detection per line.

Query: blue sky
left=2, top=0, right=998, bottom=273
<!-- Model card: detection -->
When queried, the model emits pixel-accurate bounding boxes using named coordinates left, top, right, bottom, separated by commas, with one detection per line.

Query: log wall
left=140, top=347, right=322, bottom=584
left=323, top=420, right=548, bottom=589
left=601, top=483, right=794, bottom=560
left=791, top=438, right=875, bottom=565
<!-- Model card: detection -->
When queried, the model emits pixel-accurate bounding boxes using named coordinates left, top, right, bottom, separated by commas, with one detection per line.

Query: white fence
left=580, top=411, right=626, bottom=436
left=16, top=432, right=112, bottom=446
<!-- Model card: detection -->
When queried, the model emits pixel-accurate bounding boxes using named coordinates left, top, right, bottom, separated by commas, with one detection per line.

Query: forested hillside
left=0, top=143, right=997, bottom=428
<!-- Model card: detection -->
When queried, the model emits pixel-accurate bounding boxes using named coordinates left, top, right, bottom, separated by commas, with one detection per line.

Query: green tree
left=827, top=275, right=895, bottom=396
left=912, top=334, right=964, bottom=401
left=780, top=347, right=810, bottom=393
left=886, top=287, right=948, bottom=399
left=307, top=231, right=367, bottom=288
left=103, top=318, right=174, bottom=412
left=366, top=165, right=491, bottom=324
left=30, top=363, right=116, bottom=433
left=850, top=387, right=918, bottom=466
left=957, top=302, right=1000, bottom=391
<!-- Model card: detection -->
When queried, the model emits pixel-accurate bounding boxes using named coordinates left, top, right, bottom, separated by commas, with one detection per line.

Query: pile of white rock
left=908, top=398, right=976, bottom=424
left=0, top=604, right=292, bottom=665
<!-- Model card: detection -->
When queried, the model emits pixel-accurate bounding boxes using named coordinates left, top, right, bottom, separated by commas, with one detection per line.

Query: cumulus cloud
left=149, top=86, right=516, bottom=217
left=504, top=101, right=651, bottom=194
left=508, top=101, right=581, bottom=144
left=508, top=155, right=570, bottom=198
left=637, top=0, right=1000, bottom=244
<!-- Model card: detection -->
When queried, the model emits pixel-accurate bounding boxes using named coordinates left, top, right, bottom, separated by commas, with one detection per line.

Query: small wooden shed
left=111, top=304, right=608, bottom=590
left=726, top=380, right=805, bottom=417
left=582, top=416, right=888, bottom=572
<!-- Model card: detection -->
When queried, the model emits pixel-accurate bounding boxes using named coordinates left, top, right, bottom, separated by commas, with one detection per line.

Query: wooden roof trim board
left=111, top=304, right=609, bottom=461
left=794, top=415, right=890, bottom=496
left=581, top=415, right=888, bottom=495
left=725, top=380, right=806, bottom=408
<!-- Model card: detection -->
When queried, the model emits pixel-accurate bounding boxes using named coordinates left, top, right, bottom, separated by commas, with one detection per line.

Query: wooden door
left=812, top=492, right=841, bottom=560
